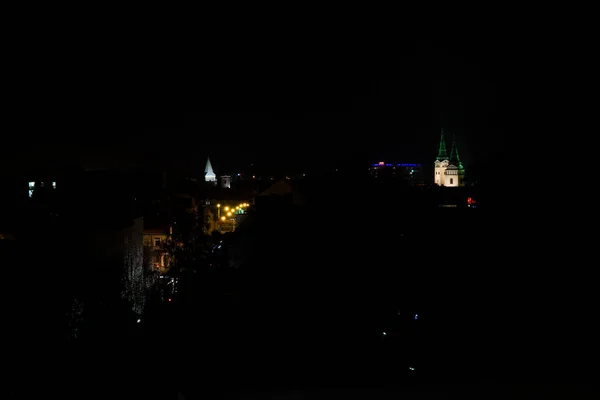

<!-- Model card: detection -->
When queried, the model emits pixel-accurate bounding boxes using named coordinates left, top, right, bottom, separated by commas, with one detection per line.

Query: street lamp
left=220, top=216, right=225, bottom=221
left=217, top=203, right=221, bottom=218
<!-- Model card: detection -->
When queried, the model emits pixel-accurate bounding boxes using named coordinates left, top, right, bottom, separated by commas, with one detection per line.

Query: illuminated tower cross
left=205, top=157, right=216, bottom=183
left=433, top=129, right=449, bottom=186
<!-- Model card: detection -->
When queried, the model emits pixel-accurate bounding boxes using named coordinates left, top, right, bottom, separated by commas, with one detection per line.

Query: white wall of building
left=434, top=160, right=449, bottom=186
left=221, top=175, right=231, bottom=189
left=444, top=167, right=459, bottom=187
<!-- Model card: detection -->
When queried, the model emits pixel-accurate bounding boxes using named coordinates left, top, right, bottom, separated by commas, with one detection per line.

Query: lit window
left=52, top=182, right=56, bottom=189
left=28, top=182, right=35, bottom=189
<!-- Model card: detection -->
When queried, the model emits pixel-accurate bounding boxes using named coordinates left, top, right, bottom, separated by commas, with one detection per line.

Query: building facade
left=220, top=175, right=231, bottom=189
left=143, top=227, right=169, bottom=272
left=433, top=130, right=465, bottom=187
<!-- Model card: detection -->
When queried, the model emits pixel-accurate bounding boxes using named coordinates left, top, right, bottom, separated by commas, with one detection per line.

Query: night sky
left=5, top=39, right=506, bottom=176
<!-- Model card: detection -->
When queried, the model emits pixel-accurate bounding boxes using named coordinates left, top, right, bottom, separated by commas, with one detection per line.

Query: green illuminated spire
left=450, top=135, right=461, bottom=164
left=436, top=129, right=448, bottom=160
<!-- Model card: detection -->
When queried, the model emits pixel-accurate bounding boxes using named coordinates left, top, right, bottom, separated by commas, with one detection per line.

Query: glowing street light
left=221, top=216, right=226, bottom=221
left=224, top=206, right=230, bottom=211
left=217, top=203, right=221, bottom=218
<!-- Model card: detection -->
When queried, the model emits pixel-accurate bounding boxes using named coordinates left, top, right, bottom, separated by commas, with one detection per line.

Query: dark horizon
left=5, top=123, right=502, bottom=176
left=5, top=39, right=506, bottom=175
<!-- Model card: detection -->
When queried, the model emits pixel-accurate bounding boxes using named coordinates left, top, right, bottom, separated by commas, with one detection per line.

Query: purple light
left=371, top=163, right=421, bottom=167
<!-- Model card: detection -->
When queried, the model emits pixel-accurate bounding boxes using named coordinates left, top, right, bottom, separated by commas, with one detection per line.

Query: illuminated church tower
left=434, top=129, right=449, bottom=186
left=434, top=130, right=465, bottom=187
left=449, top=134, right=465, bottom=187
left=204, top=157, right=217, bottom=183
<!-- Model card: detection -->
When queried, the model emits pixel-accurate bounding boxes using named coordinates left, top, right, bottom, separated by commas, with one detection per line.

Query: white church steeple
left=204, top=157, right=216, bottom=183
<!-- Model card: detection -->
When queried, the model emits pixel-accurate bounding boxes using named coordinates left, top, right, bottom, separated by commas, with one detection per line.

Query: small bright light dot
left=137, top=319, right=141, bottom=323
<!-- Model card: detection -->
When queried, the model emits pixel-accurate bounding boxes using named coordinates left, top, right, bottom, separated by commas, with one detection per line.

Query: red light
left=168, top=298, right=172, bottom=302
left=467, top=197, right=472, bottom=204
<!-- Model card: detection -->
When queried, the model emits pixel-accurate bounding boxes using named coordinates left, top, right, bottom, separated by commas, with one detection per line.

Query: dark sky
left=5, top=39, right=506, bottom=175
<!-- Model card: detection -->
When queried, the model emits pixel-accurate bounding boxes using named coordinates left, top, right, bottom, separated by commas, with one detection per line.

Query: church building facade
left=434, top=130, right=465, bottom=187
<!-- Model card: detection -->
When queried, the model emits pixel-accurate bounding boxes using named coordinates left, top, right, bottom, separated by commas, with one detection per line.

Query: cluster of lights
left=372, top=162, right=421, bottom=167
left=217, top=203, right=250, bottom=221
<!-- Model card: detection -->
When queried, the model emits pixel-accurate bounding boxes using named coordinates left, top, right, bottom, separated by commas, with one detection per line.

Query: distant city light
left=371, top=163, right=421, bottom=167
